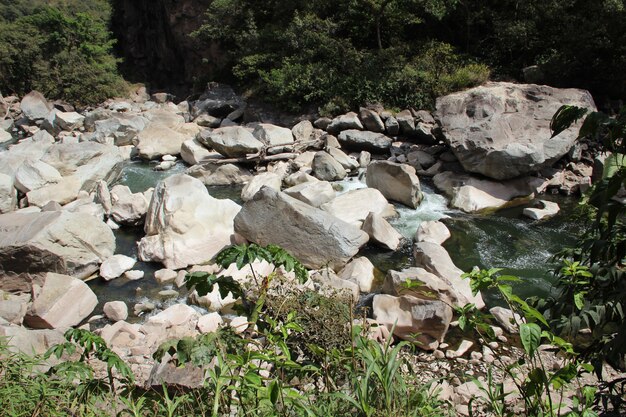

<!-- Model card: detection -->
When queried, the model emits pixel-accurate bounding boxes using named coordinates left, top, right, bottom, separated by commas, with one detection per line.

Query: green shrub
left=0, top=4, right=125, bottom=105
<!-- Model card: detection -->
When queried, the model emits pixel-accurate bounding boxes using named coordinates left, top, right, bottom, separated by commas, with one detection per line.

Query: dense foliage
left=0, top=0, right=125, bottom=105
left=193, top=0, right=489, bottom=114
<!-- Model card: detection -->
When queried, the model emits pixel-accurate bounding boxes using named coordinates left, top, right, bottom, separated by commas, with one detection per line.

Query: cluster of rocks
left=0, top=81, right=602, bottom=394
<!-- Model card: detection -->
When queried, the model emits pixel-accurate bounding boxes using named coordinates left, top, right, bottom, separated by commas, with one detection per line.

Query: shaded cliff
left=111, top=0, right=216, bottom=95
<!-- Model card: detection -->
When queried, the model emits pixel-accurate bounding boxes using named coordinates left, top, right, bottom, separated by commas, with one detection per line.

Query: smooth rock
left=124, top=270, right=144, bottom=280
left=0, top=325, right=64, bottom=355
left=148, top=304, right=198, bottom=327
left=24, top=272, right=98, bottom=329
left=199, top=126, right=264, bottom=158
left=138, top=174, right=241, bottom=269
left=186, top=162, right=253, bottom=186
left=489, top=306, right=522, bottom=333
left=20, top=91, right=52, bottom=121
left=100, top=254, right=136, bottom=281
left=154, top=269, right=178, bottom=284
left=320, top=188, right=396, bottom=227
left=337, top=130, right=393, bottom=153
left=413, top=242, right=485, bottom=309
left=311, top=269, right=360, bottom=301
left=109, top=185, right=150, bottom=226
left=436, top=82, right=596, bottom=180
left=362, top=212, right=403, bottom=251
left=0, top=211, right=115, bottom=279
left=433, top=171, right=543, bottom=213
left=103, top=301, right=128, bottom=322
left=415, top=220, right=451, bottom=245
left=312, top=151, right=347, bottom=181
left=197, top=312, right=223, bottom=334
left=522, top=200, right=560, bottom=220
left=373, top=294, right=452, bottom=350
left=327, top=112, right=363, bottom=134
left=385, top=116, right=400, bottom=136
left=328, top=147, right=359, bottom=171
left=180, top=138, right=217, bottom=165
left=359, top=108, right=385, bottom=133
left=292, top=120, right=313, bottom=142
left=366, top=161, right=423, bottom=208
left=241, top=172, right=282, bottom=202
left=234, top=187, right=369, bottom=269
left=134, top=126, right=188, bottom=160
left=252, top=123, right=294, bottom=148
left=284, top=180, right=335, bottom=207
left=338, top=257, right=376, bottom=292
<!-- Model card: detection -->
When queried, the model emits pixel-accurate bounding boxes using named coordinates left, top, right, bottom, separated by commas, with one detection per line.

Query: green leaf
left=244, top=371, right=262, bottom=386
left=268, top=380, right=279, bottom=405
left=520, top=323, right=542, bottom=356
left=574, top=292, right=585, bottom=310
left=550, top=105, right=588, bottom=137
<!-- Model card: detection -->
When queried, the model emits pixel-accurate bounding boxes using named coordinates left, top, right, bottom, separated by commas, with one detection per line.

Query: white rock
left=100, top=255, right=136, bottom=281
left=241, top=172, right=282, bottom=201
left=124, top=270, right=144, bottom=280
left=154, top=268, right=178, bottom=284
left=24, top=272, right=98, bottom=329
left=415, top=220, right=451, bottom=245
left=283, top=180, right=336, bottom=207
left=14, top=160, right=62, bottom=194
left=362, top=212, right=403, bottom=250
left=148, top=304, right=198, bottom=327
left=320, top=188, right=396, bottom=227
left=338, top=257, right=376, bottom=292
left=252, top=124, right=294, bottom=148
left=0, top=173, right=16, bottom=214
left=103, top=301, right=128, bottom=322
left=522, top=200, right=560, bottom=220
left=366, top=161, right=423, bottom=208
left=197, top=312, right=223, bottom=334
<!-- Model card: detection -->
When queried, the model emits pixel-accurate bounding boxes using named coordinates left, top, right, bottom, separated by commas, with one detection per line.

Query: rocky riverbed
left=0, top=82, right=614, bottom=412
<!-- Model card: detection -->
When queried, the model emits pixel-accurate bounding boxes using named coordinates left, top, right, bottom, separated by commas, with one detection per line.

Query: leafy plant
left=185, top=243, right=308, bottom=330
left=459, top=267, right=597, bottom=417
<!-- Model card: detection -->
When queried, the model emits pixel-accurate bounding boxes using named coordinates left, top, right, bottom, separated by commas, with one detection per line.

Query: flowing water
left=89, top=161, right=581, bottom=316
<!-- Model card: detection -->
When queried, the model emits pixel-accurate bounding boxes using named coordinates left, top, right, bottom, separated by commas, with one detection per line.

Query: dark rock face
left=111, top=0, right=215, bottom=92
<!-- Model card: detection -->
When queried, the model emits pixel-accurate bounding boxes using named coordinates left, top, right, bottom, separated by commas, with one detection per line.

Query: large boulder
left=252, top=124, right=294, bottom=148
left=433, top=171, right=543, bottom=213
left=415, top=220, right=451, bottom=245
left=337, top=130, right=393, bottom=153
left=180, top=139, right=217, bottom=165
left=0, top=325, right=64, bottom=355
left=138, top=174, right=241, bottom=269
left=199, top=126, right=264, bottom=158
left=373, top=294, right=452, bottom=350
left=435, top=82, right=596, bottom=180
left=191, top=83, right=245, bottom=119
left=234, top=187, right=369, bottom=269
left=327, top=112, right=363, bottom=134
left=20, top=91, right=53, bottom=121
left=382, top=267, right=459, bottom=307
left=42, top=110, right=85, bottom=134
left=362, top=212, right=403, bottom=251
left=99, top=254, right=136, bottom=281
left=366, top=161, right=423, bottom=208
left=413, top=241, right=485, bottom=309
left=134, top=126, right=189, bottom=160
left=312, top=151, right=347, bottom=181
left=24, top=272, right=98, bottom=329
left=109, top=185, right=150, bottom=226
left=320, top=188, right=396, bottom=227
left=14, top=160, right=62, bottom=194
left=93, top=113, right=149, bottom=146
left=0, top=211, right=115, bottom=279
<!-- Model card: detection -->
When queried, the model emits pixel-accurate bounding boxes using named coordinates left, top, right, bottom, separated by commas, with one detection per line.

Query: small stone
left=470, top=351, right=483, bottom=361
left=103, top=301, right=128, bottom=322
left=134, top=302, right=155, bottom=316
left=228, top=316, right=248, bottom=334
left=125, top=270, right=144, bottom=280
left=433, top=350, right=445, bottom=359
left=162, top=154, right=177, bottom=162
left=197, top=312, right=223, bottom=334
left=488, top=341, right=499, bottom=350
left=154, top=268, right=178, bottom=284
left=158, top=289, right=179, bottom=298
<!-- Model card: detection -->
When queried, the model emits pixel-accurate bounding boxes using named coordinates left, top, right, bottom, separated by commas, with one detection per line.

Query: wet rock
left=522, top=200, right=560, bottom=220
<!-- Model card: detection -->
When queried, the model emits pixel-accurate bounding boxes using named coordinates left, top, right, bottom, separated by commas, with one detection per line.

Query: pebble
left=154, top=268, right=178, bottom=284
left=158, top=289, right=179, bottom=298
left=125, top=270, right=144, bottom=280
